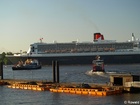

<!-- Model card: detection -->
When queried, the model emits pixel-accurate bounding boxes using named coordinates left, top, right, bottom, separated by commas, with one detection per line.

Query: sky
left=0, top=0, right=140, bottom=53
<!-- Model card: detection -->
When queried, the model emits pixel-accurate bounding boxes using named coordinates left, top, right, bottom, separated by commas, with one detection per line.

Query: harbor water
left=0, top=64, right=140, bottom=105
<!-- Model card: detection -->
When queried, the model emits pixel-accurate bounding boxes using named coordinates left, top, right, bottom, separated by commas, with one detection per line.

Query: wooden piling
left=0, top=62, right=3, bottom=80
left=52, top=61, right=56, bottom=83
left=56, top=61, right=59, bottom=83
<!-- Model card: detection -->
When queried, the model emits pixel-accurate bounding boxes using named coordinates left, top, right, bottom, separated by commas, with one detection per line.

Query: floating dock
left=50, top=87, right=122, bottom=96
left=7, top=83, right=51, bottom=91
left=6, top=81, right=122, bottom=96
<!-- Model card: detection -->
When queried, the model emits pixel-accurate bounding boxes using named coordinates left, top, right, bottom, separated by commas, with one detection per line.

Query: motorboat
left=12, top=59, right=41, bottom=70
left=92, top=55, right=105, bottom=72
left=12, top=64, right=41, bottom=70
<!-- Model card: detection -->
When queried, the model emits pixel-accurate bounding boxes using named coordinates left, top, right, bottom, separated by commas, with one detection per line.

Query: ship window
left=114, top=77, right=123, bottom=86
left=31, top=47, right=34, bottom=52
left=133, top=76, right=140, bottom=81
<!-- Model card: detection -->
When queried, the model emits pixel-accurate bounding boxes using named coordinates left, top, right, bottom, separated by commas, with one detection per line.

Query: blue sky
left=0, top=0, right=140, bottom=53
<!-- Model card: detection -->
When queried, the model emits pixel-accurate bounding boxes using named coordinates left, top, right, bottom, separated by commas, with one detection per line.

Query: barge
left=50, top=87, right=122, bottom=96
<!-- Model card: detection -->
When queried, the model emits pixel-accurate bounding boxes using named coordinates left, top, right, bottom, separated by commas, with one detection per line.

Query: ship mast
left=40, top=38, right=43, bottom=43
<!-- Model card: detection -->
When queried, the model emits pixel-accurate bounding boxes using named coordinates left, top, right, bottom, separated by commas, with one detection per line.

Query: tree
left=0, top=52, right=8, bottom=65
left=6, top=52, right=13, bottom=55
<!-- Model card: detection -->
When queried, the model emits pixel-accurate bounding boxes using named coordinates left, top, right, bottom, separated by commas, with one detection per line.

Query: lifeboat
left=91, top=48, right=97, bottom=52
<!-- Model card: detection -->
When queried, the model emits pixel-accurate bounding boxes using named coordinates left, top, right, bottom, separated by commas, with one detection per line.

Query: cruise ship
left=7, top=33, right=140, bottom=65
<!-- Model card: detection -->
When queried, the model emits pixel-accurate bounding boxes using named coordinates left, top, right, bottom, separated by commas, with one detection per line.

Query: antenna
left=132, top=33, right=136, bottom=42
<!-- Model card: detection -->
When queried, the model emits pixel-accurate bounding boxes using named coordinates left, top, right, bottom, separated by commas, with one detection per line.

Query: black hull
left=92, top=71, right=105, bottom=73
left=7, top=54, right=140, bottom=65
left=12, top=65, right=41, bottom=70
left=93, top=69, right=105, bottom=72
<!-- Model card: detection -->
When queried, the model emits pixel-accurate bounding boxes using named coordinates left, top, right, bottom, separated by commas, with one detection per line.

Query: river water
left=0, top=64, right=140, bottom=105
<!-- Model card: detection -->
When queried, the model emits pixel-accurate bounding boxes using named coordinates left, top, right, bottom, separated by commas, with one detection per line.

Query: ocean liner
left=7, top=33, right=140, bottom=65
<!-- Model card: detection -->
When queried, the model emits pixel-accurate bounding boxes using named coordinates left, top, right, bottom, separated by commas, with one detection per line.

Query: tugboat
left=12, top=59, right=41, bottom=70
left=85, top=55, right=105, bottom=76
left=92, top=55, right=105, bottom=72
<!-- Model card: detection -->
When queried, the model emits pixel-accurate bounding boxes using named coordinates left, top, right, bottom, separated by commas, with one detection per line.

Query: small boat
left=92, top=55, right=105, bottom=72
left=12, top=59, right=41, bottom=70
left=12, top=64, right=41, bottom=70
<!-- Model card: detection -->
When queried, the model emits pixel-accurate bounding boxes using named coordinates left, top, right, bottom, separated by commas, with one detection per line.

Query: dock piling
left=52, top=61, right=60, bottom=83
left=52, top=61, right=56, bottom=83
left=0, top=62, right=3, bottom=80
left=56, top=61, right=59, bottom=83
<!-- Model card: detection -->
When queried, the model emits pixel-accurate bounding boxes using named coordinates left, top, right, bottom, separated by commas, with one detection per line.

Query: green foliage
left=0, top=52, right=8, bottom=65
left=6, top=52, right=13, bottom=55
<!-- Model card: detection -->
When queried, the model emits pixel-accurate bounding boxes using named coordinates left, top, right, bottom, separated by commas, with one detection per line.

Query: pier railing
left=125, top=81, right=140, bottom=88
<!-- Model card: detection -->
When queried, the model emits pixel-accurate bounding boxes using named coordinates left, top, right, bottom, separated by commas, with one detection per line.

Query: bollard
left=52, top=61, right=56, bottom=83
left=0, top=62, right=3, bottom=79
left=56, top=61, right=59, bottom=83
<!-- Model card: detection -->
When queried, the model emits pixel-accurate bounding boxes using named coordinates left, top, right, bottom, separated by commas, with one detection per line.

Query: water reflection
left=1, top=64, right=140, bottom=105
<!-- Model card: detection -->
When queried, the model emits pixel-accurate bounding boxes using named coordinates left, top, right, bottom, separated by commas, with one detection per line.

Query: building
left=110, top=74, right=140, bottom=92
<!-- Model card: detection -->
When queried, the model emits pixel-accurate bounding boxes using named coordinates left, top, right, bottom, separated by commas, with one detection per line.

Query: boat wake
left=85, top=70, right=118, bottom=78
